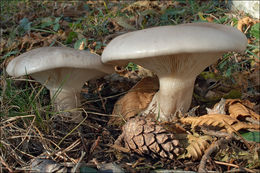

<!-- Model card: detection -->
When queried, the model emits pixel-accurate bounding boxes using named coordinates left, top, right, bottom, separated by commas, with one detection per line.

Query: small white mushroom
left=102, top=23, right=247, bottom=122
left=6, top=47, right=113, bottom=121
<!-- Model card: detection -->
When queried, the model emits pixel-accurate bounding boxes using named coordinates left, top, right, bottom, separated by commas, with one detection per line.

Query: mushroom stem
left=50, top=89, right=80, bottom=111
left=144, top=76, right=195, bottom=121
left=50, top=89, right=83, bottom=121
left=140, top=52, right=223, bottom=121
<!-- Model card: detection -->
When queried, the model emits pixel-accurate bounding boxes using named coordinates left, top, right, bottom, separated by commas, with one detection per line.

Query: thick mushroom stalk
left=31, top=67, right=106, bottom=120
left=138, top=53, right=222, bottom=121
left=6, top=47, right=113, bottom=122
left=102, top=23, right=247, bottom=122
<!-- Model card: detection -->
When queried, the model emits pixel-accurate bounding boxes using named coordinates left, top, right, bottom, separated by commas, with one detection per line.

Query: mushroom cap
left=102, top=22, right=247, bottom=64
left=7, top=47, right=113, bottom=77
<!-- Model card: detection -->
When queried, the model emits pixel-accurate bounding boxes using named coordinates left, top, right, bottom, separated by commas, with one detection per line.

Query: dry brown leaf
left=230, top=121, right=260, bottom=133
left=226, top=99, right=260, bottom=121
left=180, top=114, right=260, bottom=133
left=121, top=1, right=151, bottom=13
left=206, top=17, right=214, bottom=22
left=237, top=17, right=256, bottom=33
left=185, top=134, right=212, bottom=161
left=78, top=40, right=85, bottom=50
left=121, top=1, right=177, bottom=13
left=20, top=33, right=58, bottom=51
left=180, top=114, right=236, bottom=129
left=113, top=17, right=136, bottom=30
left=136, top=65, right=154, bottom=78
left=109, top=76, right=159, bottom=126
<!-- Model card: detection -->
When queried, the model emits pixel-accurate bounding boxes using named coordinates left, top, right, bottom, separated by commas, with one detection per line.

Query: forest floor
left=0, top=1, right=259, bottom=172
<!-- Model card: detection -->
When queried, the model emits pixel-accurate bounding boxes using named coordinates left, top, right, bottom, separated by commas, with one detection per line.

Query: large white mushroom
left=6, top=47, right=113, bottom=121
left=102, top=23, right=247, bottom=122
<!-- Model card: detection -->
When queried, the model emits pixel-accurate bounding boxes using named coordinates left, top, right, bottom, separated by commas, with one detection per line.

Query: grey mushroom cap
left=6, top=47, right=114, bottom=122
left=7, top=47, right=113, bottom=77
left=102, top=22, right=247, bottom=64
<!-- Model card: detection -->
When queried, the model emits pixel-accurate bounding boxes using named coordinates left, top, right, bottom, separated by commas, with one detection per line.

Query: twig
left=222, top=119, right=252, bottom=150
left=1, top=114, right=35, bottom=124
left=57, top=113, right=88, bottom=147
left=78, top=127, right=89, bottom=153
left=0, top=140, right=26, bottom=166
left=214, top=161, right=257, bottom=173
left=89, top=136, right=101, bottom=156
left=96, top=82, right=106, bottom=112
left=84, top=111, right=114, bottom=117
left=0, top=155, right=14, bottom=173
left=61, top=139, right=81, bottom=153
left=198, top=136, right=232, bottom=172
left=14, top=115, right=36, bottom=151
left=71, top=151, right=86, bottom=173
left=54, top=139, right=80, bottom=163
left=33, top=125, right=53, bottom=152
left=81, top=91, right=127, bottom=105
left=244, top=24, right=251, bottom=34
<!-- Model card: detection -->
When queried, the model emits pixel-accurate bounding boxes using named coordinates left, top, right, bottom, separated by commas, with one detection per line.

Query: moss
left=223, top=89, right=242, bottom=99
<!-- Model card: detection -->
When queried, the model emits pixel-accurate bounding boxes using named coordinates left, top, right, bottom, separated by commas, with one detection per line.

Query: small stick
left=71, top=151, right=86, bottom=173
left=89, top=136, right=101, bottom=156
left=214, top=161, right=257, bottom=173
left=198, top=136, right=232, bottom=172
left=0, top=155, right=14, bottom=173
left=222, top=119, right=251, bottom=150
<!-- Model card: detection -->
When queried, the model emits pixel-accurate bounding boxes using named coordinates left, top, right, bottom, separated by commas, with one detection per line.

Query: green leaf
left=40, top=17, right=54, bottom=28
left=114, top=17, right=135, bottom=30
left=66, top=31, right=77, bottom=44
left=54, top=17, right=62, bottom=23
left=74, top=38, right=87, bottom=49
left=18, top=17, right=31, bottom=35
left=126, top=62, right=138, bottom=71
left=94, top=41, right=102, bottom=51
left=218, top=60, right=227, bottom=70
left=53, top=23, right=60, bottom=31
left=225, top=67, right=232, bottom=77
left=19, top=17, right=31, bottom=31
left=2, top=50, right=19, bottom=60
left=161, top=8, right=185, bottom=21
left=250, top=23, right=260, bottom=39
left=242, top=131, right=260, bottom=142
left=53, top=17, right=61, bottom=31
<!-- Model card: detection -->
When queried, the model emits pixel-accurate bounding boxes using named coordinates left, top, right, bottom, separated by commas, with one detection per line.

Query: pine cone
left=115, top=117, right=183, bottom=159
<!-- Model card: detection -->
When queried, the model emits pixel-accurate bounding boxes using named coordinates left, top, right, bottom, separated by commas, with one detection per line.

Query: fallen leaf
left=180, top=114, right=260, bottom=134
left=185, top=134, right=212, bottom=161
left=113, top=17, right=136, bottom=31
left=226, top=99, right=260, bottom=121
left=206, top=16, right=214, bottom=22
left=20, top=32, right=58, bottom=51
left=237, top=17, right=256, bottom=33
left=110, top=76, right=159, bottom=126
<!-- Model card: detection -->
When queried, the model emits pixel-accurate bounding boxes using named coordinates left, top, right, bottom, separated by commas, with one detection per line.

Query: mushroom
left=6, top=47, right=113, bottom=121
left=101, top=23, right=247, bottom=122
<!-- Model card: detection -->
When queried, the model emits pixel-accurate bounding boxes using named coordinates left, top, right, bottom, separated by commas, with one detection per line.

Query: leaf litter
left=0, top=1, right=260, bottom=172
